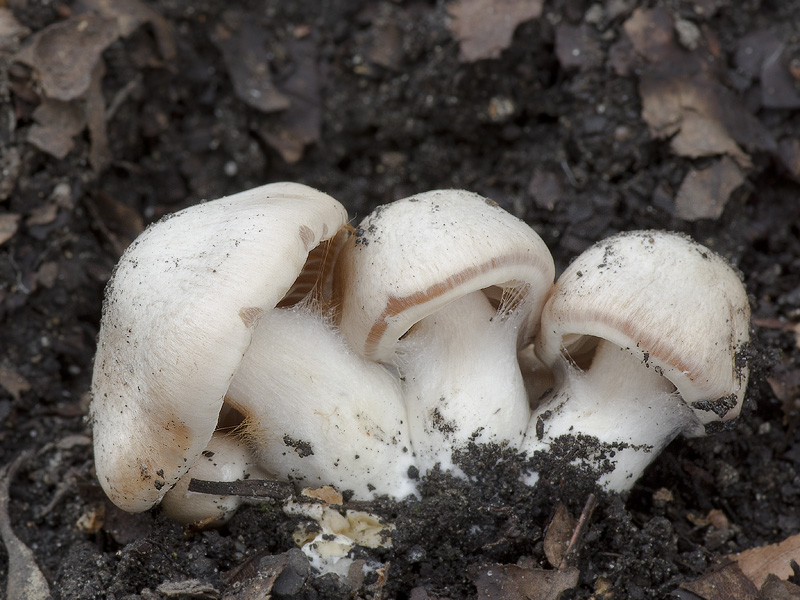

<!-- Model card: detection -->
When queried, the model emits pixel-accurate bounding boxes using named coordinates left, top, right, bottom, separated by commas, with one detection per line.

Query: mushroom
left=520, top=230, right=750, bottom=491
left=337, top=190, right=555, bottom=473
left=224, top=299, right=418, bottom=499
left=159, top=432, right=263, bottom=527
left=91, top=182, right=417, bottom=512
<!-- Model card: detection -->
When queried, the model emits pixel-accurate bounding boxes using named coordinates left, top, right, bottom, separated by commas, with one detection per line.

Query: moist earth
left=1, top=0, right=800, bottom=599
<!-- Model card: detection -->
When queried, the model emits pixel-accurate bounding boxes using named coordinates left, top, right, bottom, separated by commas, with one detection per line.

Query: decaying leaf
left=14, top=13, right=118, bottom=101
left=674, top=156, right=745, bottom=221
left=729, top=530, right=800, bottom=589
left=0, top=364, right=31, bottom=401
left=211, top=16, right=290, bottom=114
left=640, top=75, right=754, bottom=168
left=0, top=452, right=52, bottom=600
left=0, top=7, right=29, bottom=52
left=256, top=37, right=321, bottom=163
left=543, top=503, right=575, bottom=568
left=470, top=560, right=579, bottom=600
left=680, top=562, right=758, bottom=600
left=0, top=214, right=21, bottom=247
left=446, top=0, right=544, bottom=62
left=26, top=98, right=86, bottom=159
left=76, top=0, right=176, bottom=61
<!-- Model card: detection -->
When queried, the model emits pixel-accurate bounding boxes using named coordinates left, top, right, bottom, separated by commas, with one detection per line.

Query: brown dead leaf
left=26, top=98, right=86, bottom=159
left=446, top=0, right=543, bottom=62
left=256, top=37, right=321, bottom=163
left=640, top=75, right=752, bottom=168
left=729, top=531, right=800, bottom=588
left=0, top=364, right=31, bottom=401
left=0, top=213, right=20, bottom=246
left=14, top=13, right=119, bottom=101
left=674, top=156, right=745, bottom=221
left=0, top=7, right=29, bottom=52
left=681, top=562, right=758, bottom=600
left=759, top=574, right=800, bottom=599
left=544, top=503, right=574, bottom=568
left=470, top=561, right=579, bottom=600
left=623, top=7, right=679, bottom=63
left=211, top=16, right=290, bottom=114
left=0, top=452, right=52, bottom=600
left=75, top=0, right=176, bottom=61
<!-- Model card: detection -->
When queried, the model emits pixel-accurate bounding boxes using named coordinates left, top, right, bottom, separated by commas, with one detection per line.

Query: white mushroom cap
left=91, top=182, right=348, bottom=512
left=338, top=189, right=555, bottom=362
left=159, top=432, right=263, bottom=527
left=523, top=230, right=750, bottom=491
left=536, top=230, right=750, bottom=423
left=336, top=190, right=555, bottom=471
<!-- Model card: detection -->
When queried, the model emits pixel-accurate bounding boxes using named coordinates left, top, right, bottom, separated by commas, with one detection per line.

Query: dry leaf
left=14, top=13, right=119, bottom=101
left=0, top=364, right=31, bottom=401
left=674, top=156, right=745, bottom=221
left=470, top=561, right=579, bottom=600
left=256, top=37, right=321, bottom=163
left=211, top=17, right=290, bottom=114
left=76, top=0, right=176, bottom=61
left=0, top=214, right=20, bottom=247
left=623, top=7, right=678, bottom=63
left=1, top=452, right=52, bottom=600
left=681, top=562, right=758, bottom=600
left=730, top=531, right=800, bottom=588
left=543, top=503, right=574, bottom=568
left=446, top=0, right=543, bottom=62
left=26, top=98, right=86, bottom=159
left=640, top=76, right=752, bottom=168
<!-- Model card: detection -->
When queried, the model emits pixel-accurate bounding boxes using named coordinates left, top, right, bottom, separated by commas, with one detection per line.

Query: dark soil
left=2, top=0, right=800, bottom=598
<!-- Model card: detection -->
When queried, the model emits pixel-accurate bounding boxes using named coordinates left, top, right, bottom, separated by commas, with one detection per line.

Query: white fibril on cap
left=337, top=190, right=555, bottom=474
left=521, top=230, right=751, bottom=491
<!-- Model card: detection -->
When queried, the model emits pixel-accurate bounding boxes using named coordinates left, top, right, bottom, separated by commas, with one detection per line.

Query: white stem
left=396, top=291, right=532, bottom=474
left=522, top=339, right=702, bottom=491
left=225, top=306, right=417, bottom=500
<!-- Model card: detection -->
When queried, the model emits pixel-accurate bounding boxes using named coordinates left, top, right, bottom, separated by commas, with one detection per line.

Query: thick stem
left=225, top=306, right=417, bottom=500
left=522, top=339, right=701, bottom=491
left=397, top=291, right=532, bottom=474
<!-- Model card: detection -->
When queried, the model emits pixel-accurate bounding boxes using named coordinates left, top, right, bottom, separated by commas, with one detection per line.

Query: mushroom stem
left=524, top=339, right=701, bottom=491
left=397, top=290, right=532, bottom=473
left=225, top=304, right=418, bottom=500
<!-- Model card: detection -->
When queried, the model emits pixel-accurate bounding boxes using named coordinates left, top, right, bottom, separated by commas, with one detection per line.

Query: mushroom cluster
left=91, top=183, right=751, bottom=527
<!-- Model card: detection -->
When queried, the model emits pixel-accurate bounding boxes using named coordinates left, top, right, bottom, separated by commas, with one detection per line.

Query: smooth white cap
left=536, top=230, right=751, bottom=426
left=338, top=189, right=555, bottom=363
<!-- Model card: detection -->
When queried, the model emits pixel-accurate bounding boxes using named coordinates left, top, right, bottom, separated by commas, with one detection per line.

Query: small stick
left=559, top=493, right=598, bottom=569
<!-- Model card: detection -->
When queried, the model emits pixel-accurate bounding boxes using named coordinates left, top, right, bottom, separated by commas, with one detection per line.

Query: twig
left=559, top=493, right=597, bottom=570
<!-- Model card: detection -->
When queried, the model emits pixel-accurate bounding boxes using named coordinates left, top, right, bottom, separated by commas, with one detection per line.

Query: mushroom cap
left=91, top=182, right=348, bottom=512
left=536, top=230, right=750, bottom=426
left=337, top=189, right=555, bottom=363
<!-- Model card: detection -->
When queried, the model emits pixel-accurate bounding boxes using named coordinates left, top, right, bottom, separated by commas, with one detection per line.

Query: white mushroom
left=225, top=301, right=418, bottom=500
left=521, top=230, right=751, bottom=491
left=337, top=190, right=555, bottom=473
left=91, top=182, right=351, bottom=512
left=159, top=432, right=263, bottom=527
